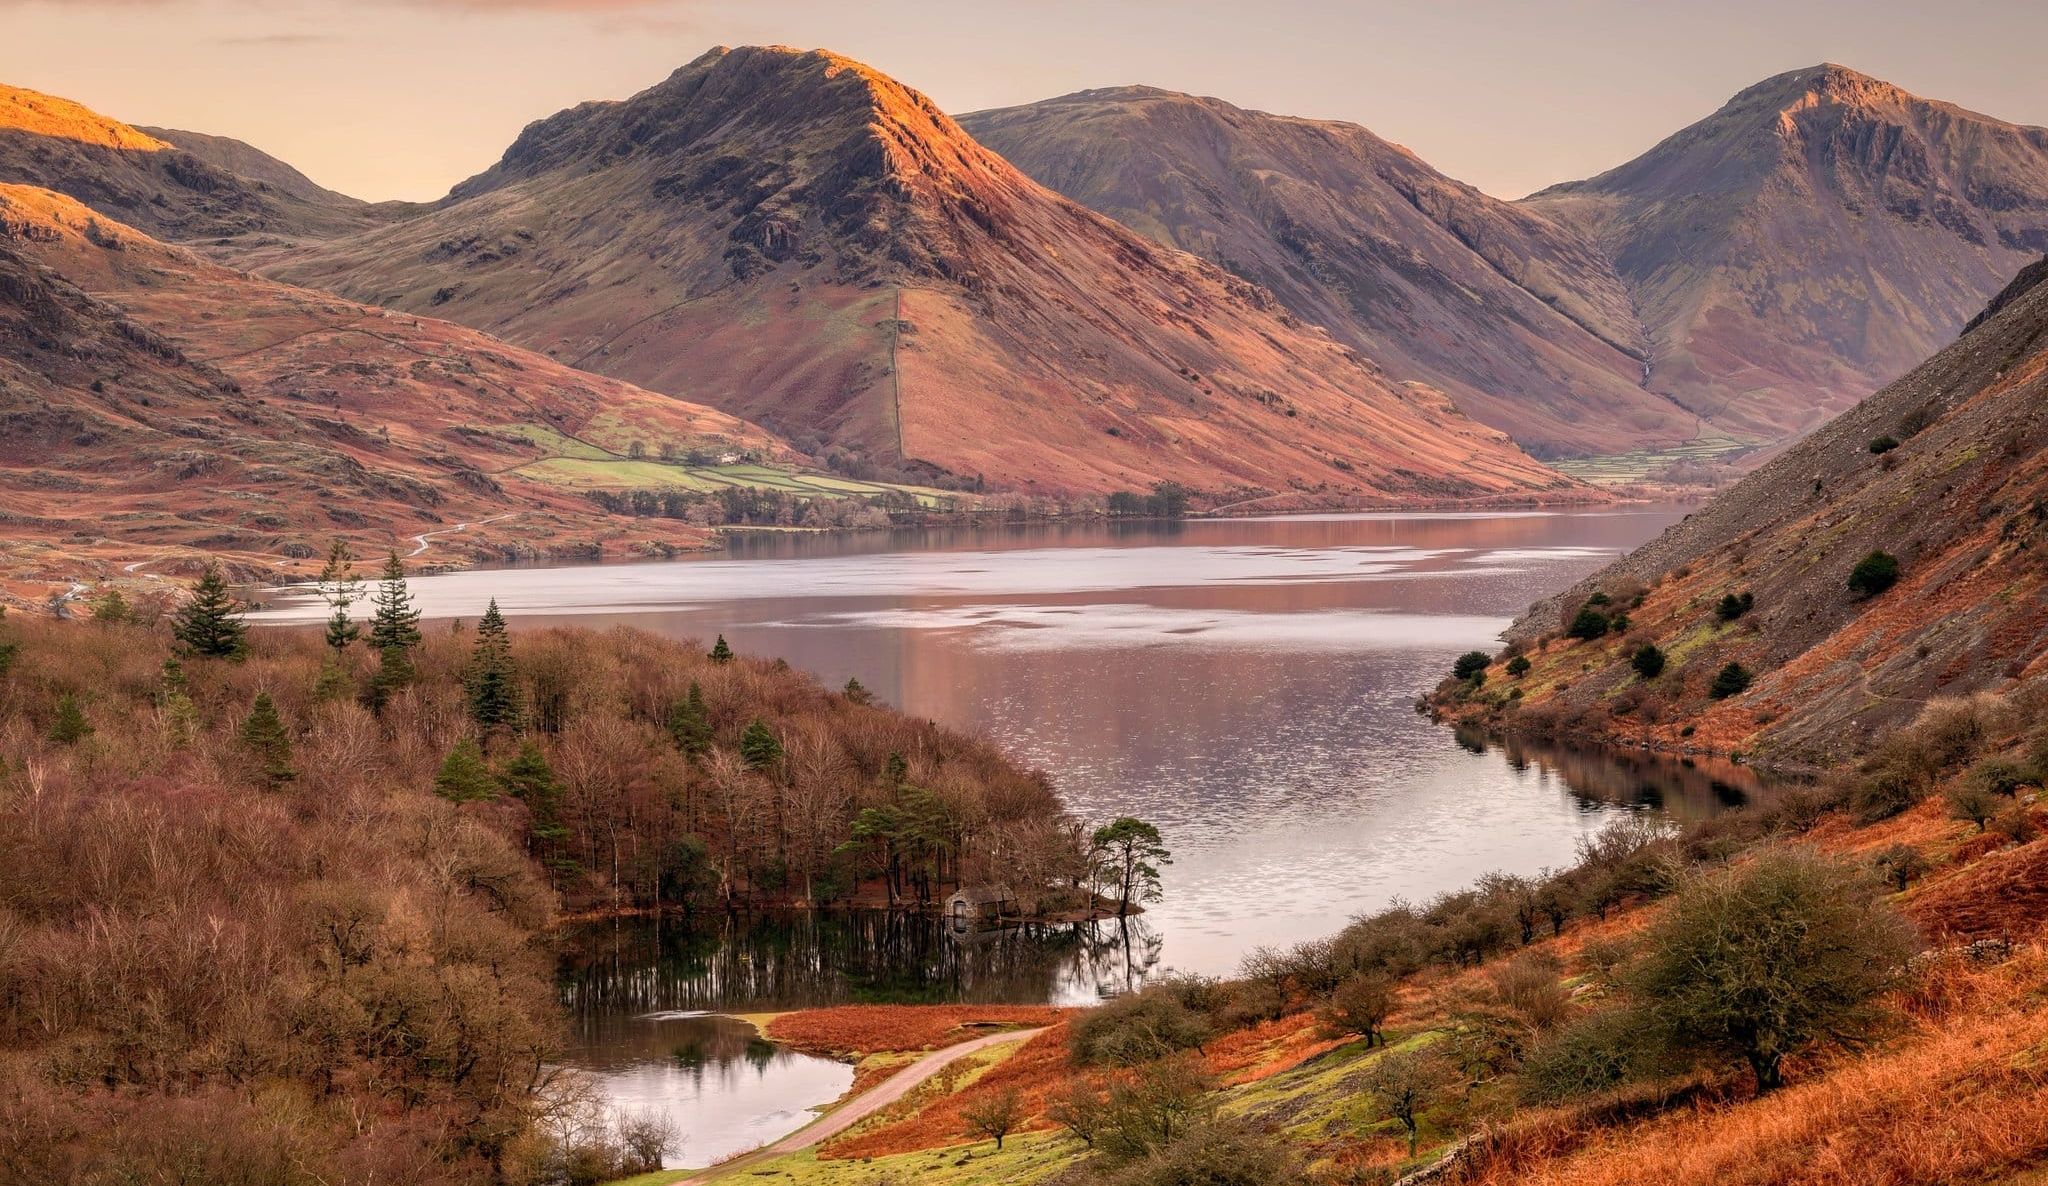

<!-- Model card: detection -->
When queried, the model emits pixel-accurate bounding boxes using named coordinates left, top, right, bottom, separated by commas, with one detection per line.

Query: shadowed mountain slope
left=960, top=86, right=1701, bottom=459
left=1527, top=64, right=2048, bottom=443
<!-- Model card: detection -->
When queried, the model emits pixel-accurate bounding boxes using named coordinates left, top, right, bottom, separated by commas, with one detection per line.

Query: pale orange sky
left=3, top=0, right=2045, bottom=202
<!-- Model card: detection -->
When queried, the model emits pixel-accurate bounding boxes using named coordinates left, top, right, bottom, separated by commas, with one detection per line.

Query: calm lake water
left=264, top=506, right=1776, bottom=1165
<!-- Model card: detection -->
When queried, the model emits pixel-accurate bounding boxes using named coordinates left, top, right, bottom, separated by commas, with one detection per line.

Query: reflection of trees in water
left=558, top=911, right=1158, bottom=1014
left=1454, top=728, right=1786, bottom=823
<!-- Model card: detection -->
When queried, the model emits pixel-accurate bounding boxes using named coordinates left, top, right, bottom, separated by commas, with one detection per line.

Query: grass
left=491, top=432, right=960, bottom=507
left=1550, top=438, right=1753, bottom=486
left=697, top=1130, right=1076, bottom=1185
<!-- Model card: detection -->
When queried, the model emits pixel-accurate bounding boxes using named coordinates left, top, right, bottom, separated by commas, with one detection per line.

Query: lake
left=264, top=505, right=1768, bottom=1165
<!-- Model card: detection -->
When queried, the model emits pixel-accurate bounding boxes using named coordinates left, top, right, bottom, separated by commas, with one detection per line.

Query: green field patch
left=1551, top=437, right=1754, bottom=486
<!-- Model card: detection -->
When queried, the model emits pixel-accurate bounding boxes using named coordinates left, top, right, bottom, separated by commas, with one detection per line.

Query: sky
left=3, top=0, right=2045, bottom=203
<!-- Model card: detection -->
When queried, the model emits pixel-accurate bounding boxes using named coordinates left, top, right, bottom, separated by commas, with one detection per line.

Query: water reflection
left=560, top=910, right=1165, bottom=1014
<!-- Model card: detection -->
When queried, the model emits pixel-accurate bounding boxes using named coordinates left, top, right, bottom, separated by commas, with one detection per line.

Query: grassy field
left=484, top=423, right=961, bottom=506
left=1548, top=436, right=1755, bottom=485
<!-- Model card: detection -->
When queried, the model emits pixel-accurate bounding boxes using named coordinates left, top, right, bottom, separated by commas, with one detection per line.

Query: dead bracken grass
left=765, top=1004, right=1067, bottom=1058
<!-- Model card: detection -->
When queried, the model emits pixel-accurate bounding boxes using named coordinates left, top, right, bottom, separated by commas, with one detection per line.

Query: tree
left=1709, top=662, right=1752, bottom=699
left=367, top=552, right=423, bottom=655
left=1451, top=651, right=1490, bottom=681
left=464, top=599, right=521, bottom=732
left=1098, top=1053, right=1215, bottom=1162
left=1506, top=655, right=1531, bottom=678
left=48, top=693, right=92, bottom=744
left=318, top=542, right=364, bottom=653
left=739, top=719, right=783, bottom=770
left=89, top=588, right=130, bottom=624
left=239, top=693, right=295, bottom=785
left=1324, top=973, right=1395, bottom=1047
left=1872, top=843, right=1929, bottom=892
left=435, top=737, right=499, bottom=802
left=1094, top=817, right=1171, bottom=914
left=1047, top=1079, right=1107, bottom=1148
left=1848, top=550, right=1901, bottom=598
left=843, top=676, right=874, bottom=705
left=1567, top=605, right=1610, bottom=641
left=173, top=562, right=246, bottom=659
left=1945, top=783, right=2000, bottom=832
left=962, top=1086, right=1023, bottom=1150
left=1361, top=1046, right=1449, bottom=1157
left=1626, top=847, right=1917, bottom=1093
left=1715, top=591, right=1754, bottom=622
left=1630, top=643, right=1666, bottom=679
left=708, top=634, right=734, bottom=664
left=666, top=682, right=713, bottom=756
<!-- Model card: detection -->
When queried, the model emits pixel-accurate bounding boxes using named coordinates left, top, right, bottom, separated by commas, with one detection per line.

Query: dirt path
left=678, top=1026, right=1048, bottom=1184
left=407, top=513, right=517, bottom=558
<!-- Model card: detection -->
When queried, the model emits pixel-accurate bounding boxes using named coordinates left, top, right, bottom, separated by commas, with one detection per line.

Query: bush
left=1507, top=655, right=1531, bottom=678
left=1567, top=605, right=1611, bottom=641
left=1946, top=783, right=2001, bottom=832
left=1322, top=973, right=1395, bottom=1046
left=1848, top=550, right=1901, bottom=598
left=1520, top=1006, right=1660, bottom=1102
left=1967, top=756, right=2035, bottom=797
left=1715, top=591, right=1754, bottom=621
left=1071, top=988, right=1214, bottom=1066
left=1868, top=435, right=1900, bottom=454
left=1709, top=662, right=1752, bottom=699
left=1626, top=847, right=1918, bottom=1091
left=1872, top=843, right=1930, bottom=892
left=1630, top=644, right=1666, bottom=679
left=1095, top=1116, right=1299, bottom=1186
left=1452, top=650, right=1491, bottom=681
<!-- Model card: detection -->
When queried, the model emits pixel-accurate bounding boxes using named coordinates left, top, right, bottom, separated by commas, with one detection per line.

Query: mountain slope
left=255, top=46, right=1574, bottom=503
left=1527, top=64, right=2048, bottom=442
left=960, top=87, right=1703, bottom=459
left=0, top=184, right=781, bottom=576
left=1448, top=253, right=2048, bottom=764
left=0, top=83, right=380, bottom=242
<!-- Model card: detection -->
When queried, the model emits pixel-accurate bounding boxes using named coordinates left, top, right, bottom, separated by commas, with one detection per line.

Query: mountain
left=1445, top=252, right=2048, bottom=765
left=0, top=83, right=381, bottom=242
left=960, top=87, right=1701, bottom=459
left=254, top=46, right=1574, bottom=503
left=0, top=184, right=781, bottom=577
left=1526, top=64, right=2048, bottom=442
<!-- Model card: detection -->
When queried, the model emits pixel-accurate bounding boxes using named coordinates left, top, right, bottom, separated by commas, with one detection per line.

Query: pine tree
left=667, top=681, right=713, bottom=756
left=465, top=599, right=522, bottom=732
left=367, top=552, right=422, bottom=655
left=709, top=634, right=734, bottom=664
left=173, top=563, right=247, bottom=659
left=319, top=541, right=363, bottom=653
left=239, top=692, right=295, bottom=785
left=739, top=718, right=783, bottom=770
left=314, top=657, right=353, bottom=701
left=48, top=693, right=92, bottom=744
left=843, top=676, right=874, bottom=705
left=501, top=740, right=570, bottom=862
left=434, top=737, right=498, bottom=802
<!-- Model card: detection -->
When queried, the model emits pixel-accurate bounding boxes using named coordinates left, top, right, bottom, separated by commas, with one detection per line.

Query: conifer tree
left=239, top=692, right=295, bottom=785
left=501, top=739, right=571, bottom=863
left=739, top=718, right=783, bottom=770
left=367, top=552, right=422, bottom=656
left=158, top=659, right=199, bottom=747
left=843, top=676, right=874, bottom=705
left=709, top=634, right=734, bottom=664
left=48, top=693, right=92, bottom=745
left=319, top=542, right=363, bottom=653
left=434, top=737, right=498, bottom=802
left=174, top=563, right=247, bottom=659
left=667, top=681, right=713, bottom=756
left=465, top=599, right=522, bottom=732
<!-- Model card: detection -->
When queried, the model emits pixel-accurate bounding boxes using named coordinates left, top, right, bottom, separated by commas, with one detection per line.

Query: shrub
left=1709, top=662, right=1752, bottom=699
left=1360, top=1046, right=1452, bottom=1157
left=1868, top=435, right=1900, bottom=454
left=1626, top=847, right=1918, bottom=1092
left=1872, top=843, right=1930, bottom=892
left=1096, top=1053, right=1215, bottom=1162
left=1071, top=988, right=1214, bottom=1066
left=1567, top=605, right=1611, bottom=641
left=1520, top=1006, right=1660, bottom=1102
left=1095, top=1116, right=1299, bottom=1186
left=1630, top=644, right=1666, bottom=679
left=1488, top=955, right=1571, bottom=1031
left=1715, top=591, right=1754, bottom=621
left=1848, top=550, right=1901, bottom=598
left=1452, top=651, right=1491, bottom=681
left=1322, top=973, right=1395, bottom=1046
left=1967, top=756, right=2035, bottom=797
left=1946, top=783, right=2001, bottom=832
left=1507, top=655, right=1531, bottom=678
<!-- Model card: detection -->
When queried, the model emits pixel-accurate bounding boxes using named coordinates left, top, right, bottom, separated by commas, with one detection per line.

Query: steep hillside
left=0, top=83, right=381, bottom=242
left=1443, top=253, right=2048, bottom=765
left=255, top=47, right=1575, bottom=503
left=0, top=184, right=784, bottom=581
left=1527, top=65, right=2048, bottom=442
left=960, top=87, right=1703, bottom=459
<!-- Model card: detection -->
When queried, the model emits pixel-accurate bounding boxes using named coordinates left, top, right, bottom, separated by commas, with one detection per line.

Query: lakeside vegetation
left=0, top=554, right=1150, bottom=1183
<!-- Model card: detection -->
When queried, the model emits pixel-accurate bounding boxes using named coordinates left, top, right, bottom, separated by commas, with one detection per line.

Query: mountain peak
left=0, top=84, right=169, bottom=151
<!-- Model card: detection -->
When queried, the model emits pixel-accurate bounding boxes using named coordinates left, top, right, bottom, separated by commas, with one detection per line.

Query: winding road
left=677, top=1026, right=1049, bottom=1184
left=407, top=513, right=517, bottom=558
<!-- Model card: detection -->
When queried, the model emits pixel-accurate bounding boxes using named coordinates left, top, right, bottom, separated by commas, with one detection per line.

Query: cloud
left=216, top=31, right=340, bottom=45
